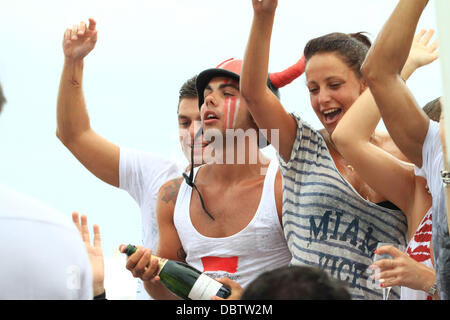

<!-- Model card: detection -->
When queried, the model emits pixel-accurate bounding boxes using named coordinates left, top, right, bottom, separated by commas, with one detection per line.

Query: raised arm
left=332, top=29, right=438, bottom=214
left=57, top=18, right=120, bottom=187
left=240, top=0, right=297, bottom=162
left=332, top=89, right=415, bottom=214
left=361, top=0, right=432, bottom=167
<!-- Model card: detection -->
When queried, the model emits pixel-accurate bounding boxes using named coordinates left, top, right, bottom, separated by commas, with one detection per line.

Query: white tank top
left=173, top=159, right=292, bottom=288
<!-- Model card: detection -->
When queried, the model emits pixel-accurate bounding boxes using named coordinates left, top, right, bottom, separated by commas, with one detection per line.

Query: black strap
left=182, top=127, right=214, bottom=221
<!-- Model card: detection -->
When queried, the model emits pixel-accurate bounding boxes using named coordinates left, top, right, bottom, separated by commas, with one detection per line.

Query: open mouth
left=206, top=114, right=218, bottom=120
left=322, top=108, right=342, bottom=124
left=203, top=111, right=219, bottom=124
left=187, top=142, right=210, bottom=149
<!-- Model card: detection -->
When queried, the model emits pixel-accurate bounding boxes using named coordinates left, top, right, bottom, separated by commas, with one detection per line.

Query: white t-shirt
left=418, top=120, right=450, bottom=300
left=0, top=184, right=93, bottom=299
left=119, top=147, right=183, bottom=299
left=420, top=121, right=443, bottom=199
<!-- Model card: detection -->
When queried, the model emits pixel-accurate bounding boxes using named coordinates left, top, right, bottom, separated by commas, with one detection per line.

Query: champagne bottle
left=121, top=244, right=231, bottom=300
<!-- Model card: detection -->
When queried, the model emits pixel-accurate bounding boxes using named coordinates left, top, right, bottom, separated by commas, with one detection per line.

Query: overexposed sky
left=0, top=1, right=443, bottom=293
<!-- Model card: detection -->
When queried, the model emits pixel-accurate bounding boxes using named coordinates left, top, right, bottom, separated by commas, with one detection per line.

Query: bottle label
left=187, top=273, right=223, bottom=300
left=156, top=257, right=168, bottom=276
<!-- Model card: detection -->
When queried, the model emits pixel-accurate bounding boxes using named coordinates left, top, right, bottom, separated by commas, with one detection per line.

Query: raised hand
left=72, top=212, right=105, bottom=296
left=408, top=29, right=439, bottom=68
left=252, top=0, right=278, bottom=14
left=63, top=18, right=98, bottom=60
left=402, top=29, right=439, bottom=80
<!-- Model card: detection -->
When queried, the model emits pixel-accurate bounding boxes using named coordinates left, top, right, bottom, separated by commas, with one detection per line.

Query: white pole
left=435, top=0, right=450, bottom=234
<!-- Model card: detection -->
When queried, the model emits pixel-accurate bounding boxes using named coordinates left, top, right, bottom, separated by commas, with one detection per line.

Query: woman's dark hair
left=304, top=32, right=372, bottom=78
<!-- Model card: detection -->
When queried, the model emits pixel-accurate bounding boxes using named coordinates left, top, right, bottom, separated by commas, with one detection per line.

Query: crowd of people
left=1, top=0, right=449, bottom=300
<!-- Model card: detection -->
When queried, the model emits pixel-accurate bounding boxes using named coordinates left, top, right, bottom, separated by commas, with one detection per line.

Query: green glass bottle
left=122, top=244, right=231, bottom=300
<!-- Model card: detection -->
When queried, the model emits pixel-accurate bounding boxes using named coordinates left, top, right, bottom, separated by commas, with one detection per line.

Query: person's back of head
left=241, top=265, right=351, bottom=300
left=0, top=185, right=93, bottom=299
left=422, top=97, right=442, bottom=122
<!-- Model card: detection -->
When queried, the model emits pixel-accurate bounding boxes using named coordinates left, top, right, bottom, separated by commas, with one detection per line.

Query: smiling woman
left=305, top=52, right=365, bottom=133
left=239, top=0, right=416, bottom=299
left=304, top=32, right=371, bottom=134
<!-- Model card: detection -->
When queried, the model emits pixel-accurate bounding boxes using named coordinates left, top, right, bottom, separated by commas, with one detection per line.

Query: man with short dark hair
left=56, top=18, right=208, bottom=300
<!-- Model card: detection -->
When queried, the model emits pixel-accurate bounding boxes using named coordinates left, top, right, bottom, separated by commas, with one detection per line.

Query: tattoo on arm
left=160, top=179, right=182, bottom=205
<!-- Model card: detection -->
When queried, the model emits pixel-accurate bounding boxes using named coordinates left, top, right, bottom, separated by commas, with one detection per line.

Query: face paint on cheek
left=222, top=79, right=240, bottom=130
left=223, top=96, right=242, bottom=130
left=231, top=97, right=241, bottom=129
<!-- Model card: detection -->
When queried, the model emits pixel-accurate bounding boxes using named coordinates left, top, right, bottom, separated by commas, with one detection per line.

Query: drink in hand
left=373, top=242, right=404, bottom=300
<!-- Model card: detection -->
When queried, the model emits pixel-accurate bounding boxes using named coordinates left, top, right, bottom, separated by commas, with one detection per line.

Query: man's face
left=200, top=77, right=254, bottom=135
left=178, top=97, right=210, bottom=166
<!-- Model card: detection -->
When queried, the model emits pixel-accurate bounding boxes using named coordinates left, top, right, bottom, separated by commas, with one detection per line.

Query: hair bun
left=348, top=32, right=372, bottom=48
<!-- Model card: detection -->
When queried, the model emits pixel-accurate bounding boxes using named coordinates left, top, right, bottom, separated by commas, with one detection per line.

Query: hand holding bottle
left=120, top=244, right=231, bottom=300
left=119, top=244, right=160, bottom=282
left=212, top=277, right=243, bottom=300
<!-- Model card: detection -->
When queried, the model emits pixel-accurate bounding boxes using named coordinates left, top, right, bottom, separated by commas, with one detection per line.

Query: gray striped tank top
left=278, top=114, right=408, bottom=300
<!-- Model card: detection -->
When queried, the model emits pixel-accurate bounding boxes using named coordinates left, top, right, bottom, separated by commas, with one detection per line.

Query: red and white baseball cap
left=196, top=56, right=306, bottom=109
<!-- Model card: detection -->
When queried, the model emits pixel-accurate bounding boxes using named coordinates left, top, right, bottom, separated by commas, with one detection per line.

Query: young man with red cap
left=123, top=57, right=305, bottom=299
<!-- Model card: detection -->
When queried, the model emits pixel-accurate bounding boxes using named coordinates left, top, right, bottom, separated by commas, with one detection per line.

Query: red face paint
left=222, top=79, right=240, bottom=131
